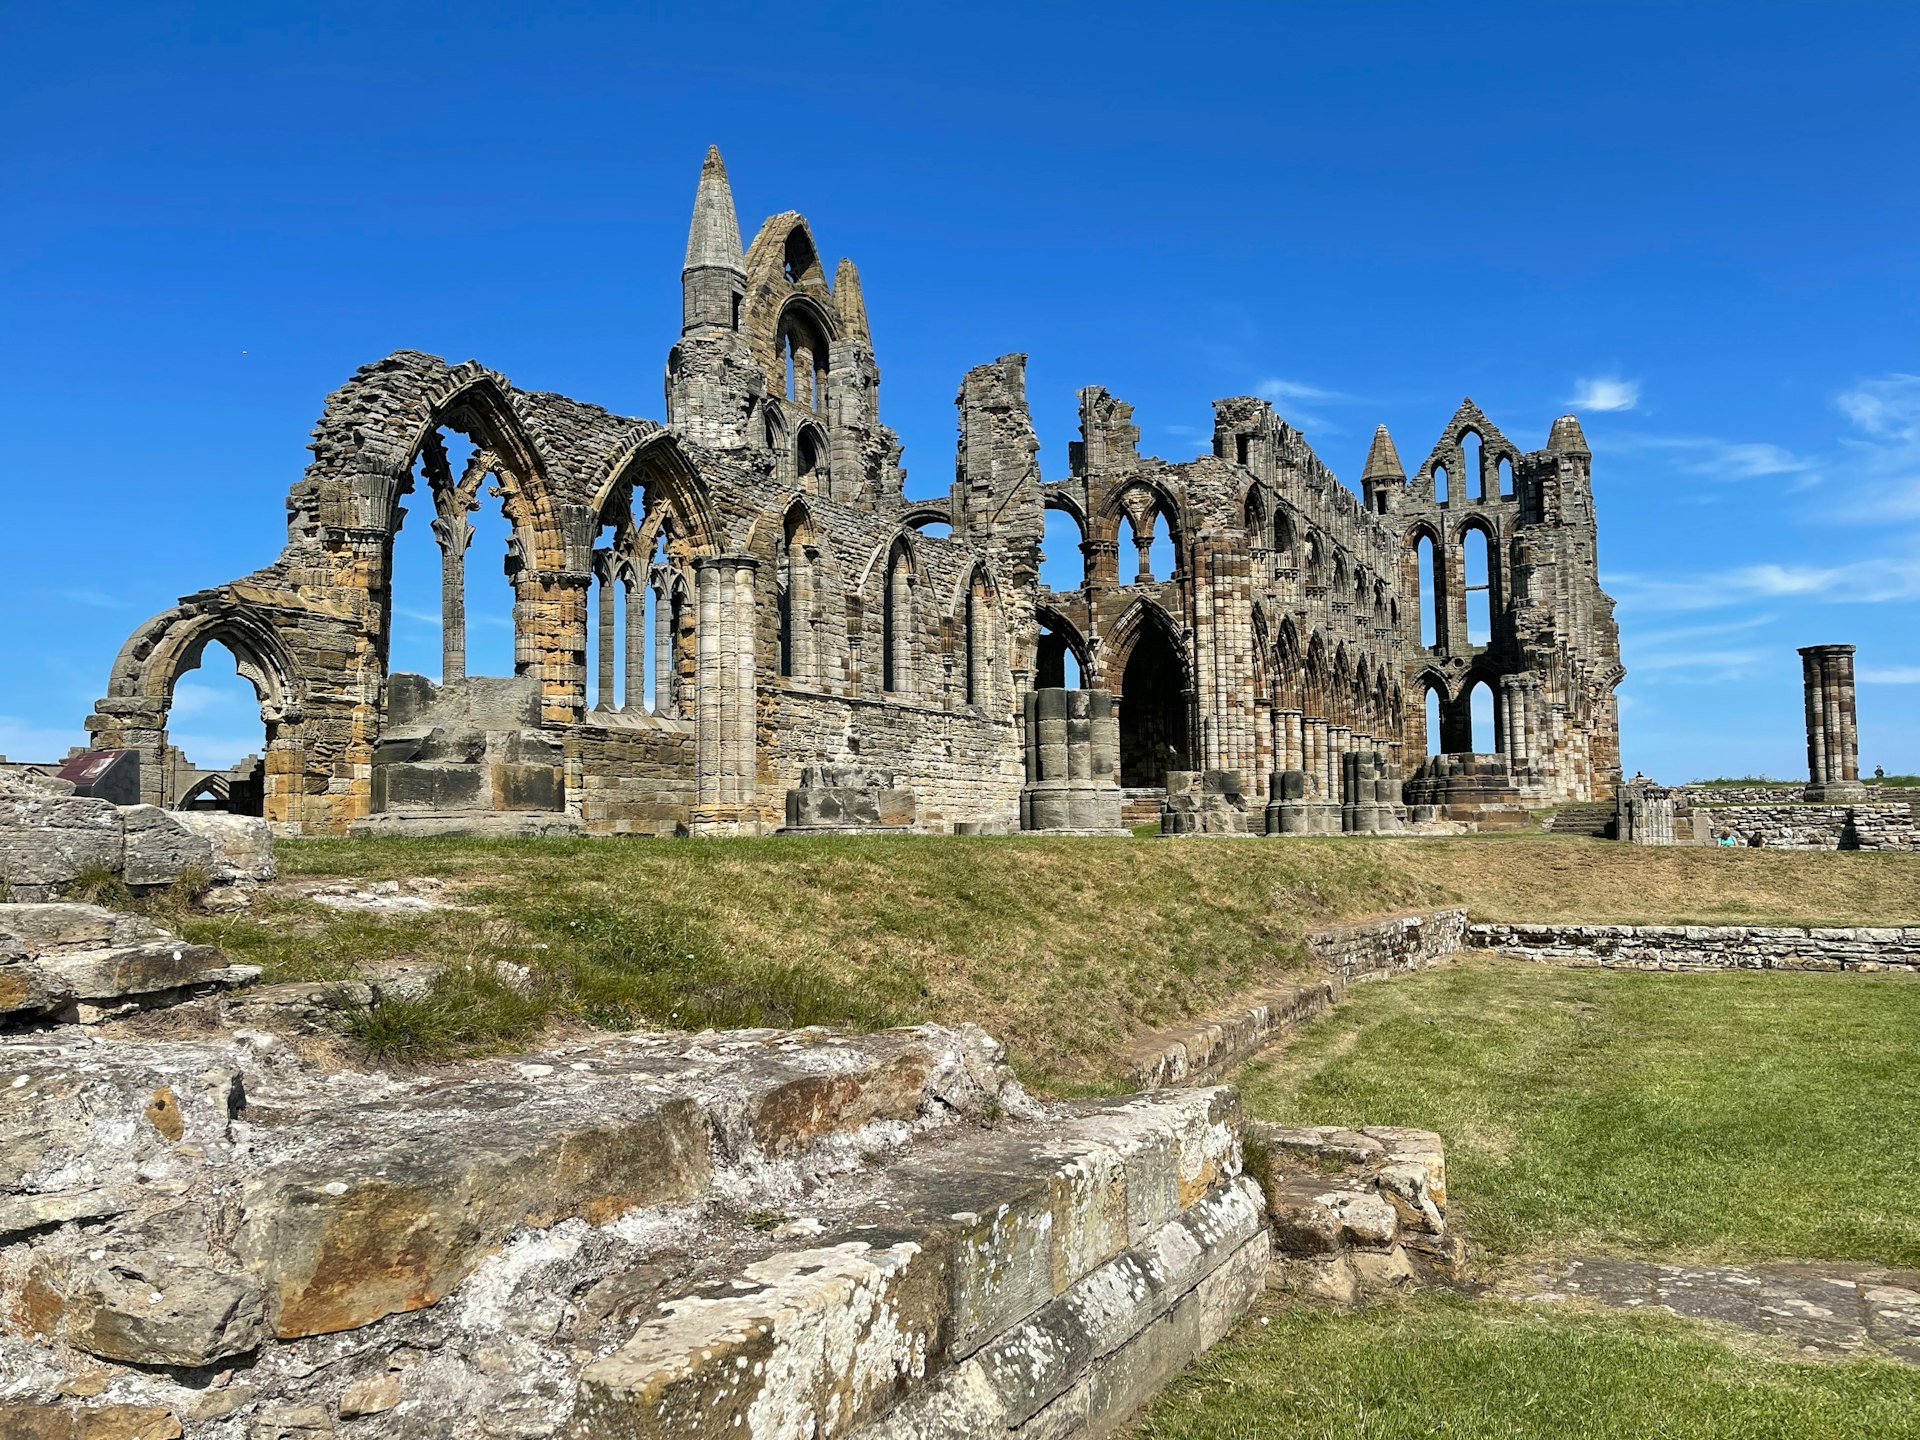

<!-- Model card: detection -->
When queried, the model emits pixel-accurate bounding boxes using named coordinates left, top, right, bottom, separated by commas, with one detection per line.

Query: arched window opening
left=1470, top=681, right=1497, bottom=754
left=1041, top=507, right=1088, bottom=590
left=778, top=307, right=829, bottom=412
left=1433, top=462, right=1450, bottom=505
left=1273, top=509, right=1295, bottom=559
left=796, top=427, right=826, bottom=487
left=1498, top=456, right=1514, bottom=497
left=1353, top=568, right=1369, bottom=612
left=587, top=537, right=630, bottom=713
left=1035, top=618, right=1082, bottom=690
left=778, top=511, right=817, bottom=686
left=1416, top=534, right=1439, bottom=648
left=883, top=541, right=914, bottom=695
left=166, top=639, right=269, bottom=815
left=1124, top=512, right=1155, bottom=583
left=783, top=228, right=817, bottom=284
left=1244, top=489, right=1268, bottom=545
left=1461, top=430, right=1485, bottom=500
left=1305, top=533, right=1326, bottom=589
left=911, top=520, right=952, bottom=539
left=963, top=572, right=995, bottom=707
left=1332, top=554, right=1350, bottom=601
left=1118, top=622, right=1189, bottom=788
left=1425, top=687, right=1443, bottom=756
left=1148, top=525, right=1175, bottom=581
left=394, top=428, right=519, bottom=684
left=1464, top=527, right=1493, bottom=646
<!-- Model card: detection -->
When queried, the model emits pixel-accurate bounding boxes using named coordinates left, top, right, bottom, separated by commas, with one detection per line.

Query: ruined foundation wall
left=1471, top=922, right=1920, bottom=973
left=1692, top=802, right=1920, bottom=851
left=761, top=689, right=1024, bottom=830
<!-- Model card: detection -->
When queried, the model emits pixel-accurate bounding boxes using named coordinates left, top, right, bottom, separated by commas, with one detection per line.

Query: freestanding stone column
left=1020, top=689, right=1125, bottom=833
left=1800, top=644, right=1866, bottom=801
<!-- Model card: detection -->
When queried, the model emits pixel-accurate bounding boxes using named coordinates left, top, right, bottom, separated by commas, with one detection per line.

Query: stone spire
left=1361, top=424, right=1405, bottom=483
left=835, top=257, right=871, bottom=344
left=1547, top=414, right=1591, bottom=457
left=683, top=145, right=745, bottom=276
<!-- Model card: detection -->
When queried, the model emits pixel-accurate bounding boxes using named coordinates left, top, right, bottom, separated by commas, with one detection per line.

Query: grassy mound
left=177, top=832, right=1920, bottom=1083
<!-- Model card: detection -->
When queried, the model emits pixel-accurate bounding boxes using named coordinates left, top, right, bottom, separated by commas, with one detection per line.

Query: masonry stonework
left=86, top=149, right=1624, bottom=836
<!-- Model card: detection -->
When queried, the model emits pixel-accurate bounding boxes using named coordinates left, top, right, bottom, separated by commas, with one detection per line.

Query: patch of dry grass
left=1378, top=833, right=1920, bottom=926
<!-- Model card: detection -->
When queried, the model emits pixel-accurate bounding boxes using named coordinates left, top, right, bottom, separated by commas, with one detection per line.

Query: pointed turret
left=682, top=146, right=746, bottom=333
left=1362, top=424, right=1405, bottom=484
left=1547, top=413, right=1591, bottom=457
left=834, top=257, right=871, bottom=344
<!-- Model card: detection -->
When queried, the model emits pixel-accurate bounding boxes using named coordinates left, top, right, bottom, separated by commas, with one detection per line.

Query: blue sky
left=3, top=2, right=1916, bottom=780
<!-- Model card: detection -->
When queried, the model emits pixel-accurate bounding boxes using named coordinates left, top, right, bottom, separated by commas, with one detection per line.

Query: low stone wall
left=1686, top=801, right=1920, bottom=850
left=1470, top=922, right=1920, bottom=973
left=1127, top=909, right=1467, bottom=1088
left=1309, top=908, right=1468, bottom=986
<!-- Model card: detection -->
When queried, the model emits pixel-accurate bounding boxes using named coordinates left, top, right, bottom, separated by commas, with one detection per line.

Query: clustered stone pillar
left=1340, top=750, right=1403, bottom=834
left=1800, top=644, right=1866, bottom=802
left=692, top=555, right=761, bottom=832
left=1020, top=688, right=1125, bottom=833
left=1498, top=674, right=1537, bottom=786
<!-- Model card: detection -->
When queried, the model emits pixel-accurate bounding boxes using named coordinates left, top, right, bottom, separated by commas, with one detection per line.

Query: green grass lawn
left=1127, top=1292, right=1920, bottom=1439
left=1236, top=960, right=1920, bottom=1268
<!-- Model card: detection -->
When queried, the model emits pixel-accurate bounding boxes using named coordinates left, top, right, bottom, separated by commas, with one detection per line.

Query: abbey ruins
left=82, top=148, right=1625, bottom=838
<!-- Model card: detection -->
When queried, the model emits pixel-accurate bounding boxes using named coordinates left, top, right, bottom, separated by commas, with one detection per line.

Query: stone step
left=1, top=903, right=258, bottom=1024
left=573, top=1088, right=1258, bottom=1440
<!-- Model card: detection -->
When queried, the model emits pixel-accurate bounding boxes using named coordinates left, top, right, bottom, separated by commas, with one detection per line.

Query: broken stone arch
left=91, top=603, right=307, bottom=817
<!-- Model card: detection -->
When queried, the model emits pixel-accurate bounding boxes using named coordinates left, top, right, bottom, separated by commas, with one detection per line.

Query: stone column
left=653, top=580, right=674, bottom=717
left=431, top=512, right=473, bottom=684
left=623, top=577, right=644, bottom=712
left=593, top=554, right=616, bottom=712
left=1800, top=644, right=1866, bottom=801
left=1021, top=689, right=1124, bottom=832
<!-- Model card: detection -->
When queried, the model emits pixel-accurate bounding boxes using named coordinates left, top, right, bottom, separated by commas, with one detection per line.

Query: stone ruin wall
left=81, top=148, right=1624, bottom=837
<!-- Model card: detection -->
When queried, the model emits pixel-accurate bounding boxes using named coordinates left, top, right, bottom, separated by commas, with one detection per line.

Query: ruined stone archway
left=1116, top=617, right=1191, bottom=788
left=89, top=604, right=308, bottom=822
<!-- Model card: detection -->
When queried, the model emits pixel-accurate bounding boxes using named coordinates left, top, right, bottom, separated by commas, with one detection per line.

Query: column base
left=1265, top=802, right=1342, bottom=836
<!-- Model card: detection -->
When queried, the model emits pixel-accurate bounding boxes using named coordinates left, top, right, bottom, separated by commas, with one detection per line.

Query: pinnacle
left=1362, top=424, right=1406, bottom=482
left=1548, top=413, right=1592, bottom=456
left=684, top=144, right=745, bottom=275
left=835, top=257, right=870, bottom=342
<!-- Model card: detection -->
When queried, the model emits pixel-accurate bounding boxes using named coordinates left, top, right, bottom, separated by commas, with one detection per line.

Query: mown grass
left=1128, top=1291, right=1920, bottom=1439
left=188, top=835, right=1441, bottom=1087
left=1237, top=960, right=1920, bottom=1267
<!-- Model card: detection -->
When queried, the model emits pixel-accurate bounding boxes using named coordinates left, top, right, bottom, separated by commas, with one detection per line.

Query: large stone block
left=574, top=1237, right=945, bottom=1440
left=0, top=785, right=124, bottom=890
left=21, top=1240, right=267, bottom=1366
left=118, top=806, right=215, bottom=887
left=234, top=1092, right=714, bottom=1337
left=0, top=904, right=241, bottom=1018
left=0, top=1404, right=183, bottom=1440
left=169, top=812, right=277, bottom=882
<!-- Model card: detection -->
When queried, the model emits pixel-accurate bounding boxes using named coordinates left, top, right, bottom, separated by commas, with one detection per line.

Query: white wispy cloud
left=1570, top=376, right=1640, bottom=412
left=1859, top=665, right=1920, bottom=684
left=1607, top=433, right=1818, bottom=484
left=1833, top=374, right=1920, bottom=520
left=1257, top=378, right=1343, bottom=404
left=1610, top=555, right=1920, bottom=613
left=1254, top=377, right=1352, bottom=435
